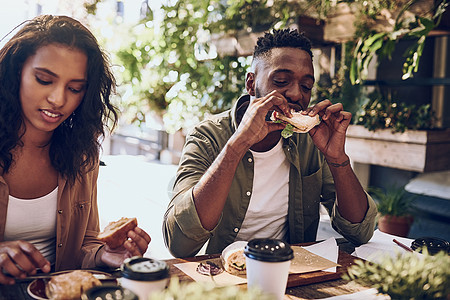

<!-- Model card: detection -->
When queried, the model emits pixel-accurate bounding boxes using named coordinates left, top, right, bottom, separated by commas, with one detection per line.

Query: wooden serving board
left=164, top=250, right=359, bottom=288
left=287, top=250, right=357, bottom=287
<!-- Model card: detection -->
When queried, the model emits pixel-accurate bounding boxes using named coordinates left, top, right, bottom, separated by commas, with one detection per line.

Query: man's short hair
left=253, top=28, right=313, bottom=59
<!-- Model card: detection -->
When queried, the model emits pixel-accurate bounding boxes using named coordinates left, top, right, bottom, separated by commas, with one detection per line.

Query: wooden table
left=285, top=280, right=371, bottom=300
left=164, top=246, right=370, bottom=299
left=0, top=242, right=370, bottom=299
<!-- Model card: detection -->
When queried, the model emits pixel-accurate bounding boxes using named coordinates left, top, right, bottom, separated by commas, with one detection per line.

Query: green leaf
left=360, top=32, right=386, bottom=52
left=344, top=250, right=450, bottom=299
left=369, top=185, right=414, bottom=217
left=281, top=123, right=294, bottom=139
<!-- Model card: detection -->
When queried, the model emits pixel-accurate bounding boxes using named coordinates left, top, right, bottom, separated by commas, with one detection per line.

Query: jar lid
left=244, top=238, right=294, bottom=262
left=411, top=237, right=450, bottom=255
left=120, top=257, right=169, bottom=281
left=82, top=286, right=138, bottom=300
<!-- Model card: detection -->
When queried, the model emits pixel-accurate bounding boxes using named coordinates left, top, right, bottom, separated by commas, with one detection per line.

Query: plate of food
left=28, top=217, right=136, bottom=299
left=220, top=240, right=248, bottom=276
left=27, top=269, right=117, bottom=300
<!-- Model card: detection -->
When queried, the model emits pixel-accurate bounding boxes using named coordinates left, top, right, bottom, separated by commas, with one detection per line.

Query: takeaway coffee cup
left=244, top=238, right=294, bottom=300
left=119, top=257, right=169, bottom=299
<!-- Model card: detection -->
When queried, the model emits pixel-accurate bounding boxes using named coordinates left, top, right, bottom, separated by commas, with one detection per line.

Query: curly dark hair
left=253, top=28, right=313, bottom=59
left=0, top=15, right=118, bottom=182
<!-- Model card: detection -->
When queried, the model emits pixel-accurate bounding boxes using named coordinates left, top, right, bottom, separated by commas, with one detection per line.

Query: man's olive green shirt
left=163, top=95, right=377, bottom=258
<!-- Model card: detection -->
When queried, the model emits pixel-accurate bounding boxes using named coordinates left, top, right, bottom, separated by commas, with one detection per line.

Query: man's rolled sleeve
left=173, top=187, right=218, bottom=239
left=163, top=187, right=218, bottom=257
left=330, top=192, right=377, bottom=245
left=163, top=127, right=224, bottom=257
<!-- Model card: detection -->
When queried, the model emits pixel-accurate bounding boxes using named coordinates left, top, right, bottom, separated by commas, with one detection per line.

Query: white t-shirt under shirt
left=4, top=187, right=58, bottom=264
left=235, top=138, right=290, bottom=242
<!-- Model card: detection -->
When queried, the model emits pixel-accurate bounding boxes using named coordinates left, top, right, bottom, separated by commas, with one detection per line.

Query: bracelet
left=327, top=159, right=350, bottom=168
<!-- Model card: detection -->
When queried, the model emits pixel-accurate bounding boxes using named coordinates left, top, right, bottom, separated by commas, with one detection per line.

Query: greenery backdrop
left=86, top=0, right=448, bottom=133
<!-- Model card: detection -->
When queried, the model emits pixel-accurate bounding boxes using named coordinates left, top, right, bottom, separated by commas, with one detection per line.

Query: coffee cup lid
left=121, top=257, right=169, bottom=281
left=411, top=237, right=450, bottom=255
left=244, top=238, right=294, bottom=262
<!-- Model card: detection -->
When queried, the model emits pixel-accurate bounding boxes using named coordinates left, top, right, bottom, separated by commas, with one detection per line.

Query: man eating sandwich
left=163, top=28, right=377, bottom=258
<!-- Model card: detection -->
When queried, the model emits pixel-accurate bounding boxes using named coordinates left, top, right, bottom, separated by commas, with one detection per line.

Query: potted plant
left=349, top=0, right=448, bottom=84
left=343, top=249, right=450, bottom=299
left=369, top=186, right=415, bottom=238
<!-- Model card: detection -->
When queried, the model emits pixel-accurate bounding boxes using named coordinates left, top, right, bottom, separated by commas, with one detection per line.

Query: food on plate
left=271, top=110, right=320, bottom=138
left=221, top=241, right=247, bottom=276
left=196, top=260, right=224, bottom=276
left=45, top=270, right=101, bottom=300
left=97, top=217, right=137, bottom=249
left=223, top=248, right=246, bottom=275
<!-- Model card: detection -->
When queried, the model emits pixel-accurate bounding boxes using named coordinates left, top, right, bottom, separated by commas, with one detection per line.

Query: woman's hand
left=98, top=227, right=151, bottom=268
left=0, top=240, right=51, bottom=285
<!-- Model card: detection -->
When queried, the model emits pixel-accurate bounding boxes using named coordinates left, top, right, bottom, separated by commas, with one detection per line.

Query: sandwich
left=223, top=248, right=246, bottom=275
left=221, top=241, right=247, bottom=276
left=45, top=270, right=101, bottom=300
left=97, top=217, right=138, bottom=249
left=271, top=110, right=320, bottom=138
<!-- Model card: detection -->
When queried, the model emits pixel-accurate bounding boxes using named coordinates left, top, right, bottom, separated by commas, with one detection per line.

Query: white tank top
left=4, top=187, right=58, bottom=264
left=235, top=138, right=290, bottom=242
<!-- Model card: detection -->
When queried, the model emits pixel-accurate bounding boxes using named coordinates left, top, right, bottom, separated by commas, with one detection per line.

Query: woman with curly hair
left=0, top=15, right=151, bottom=284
